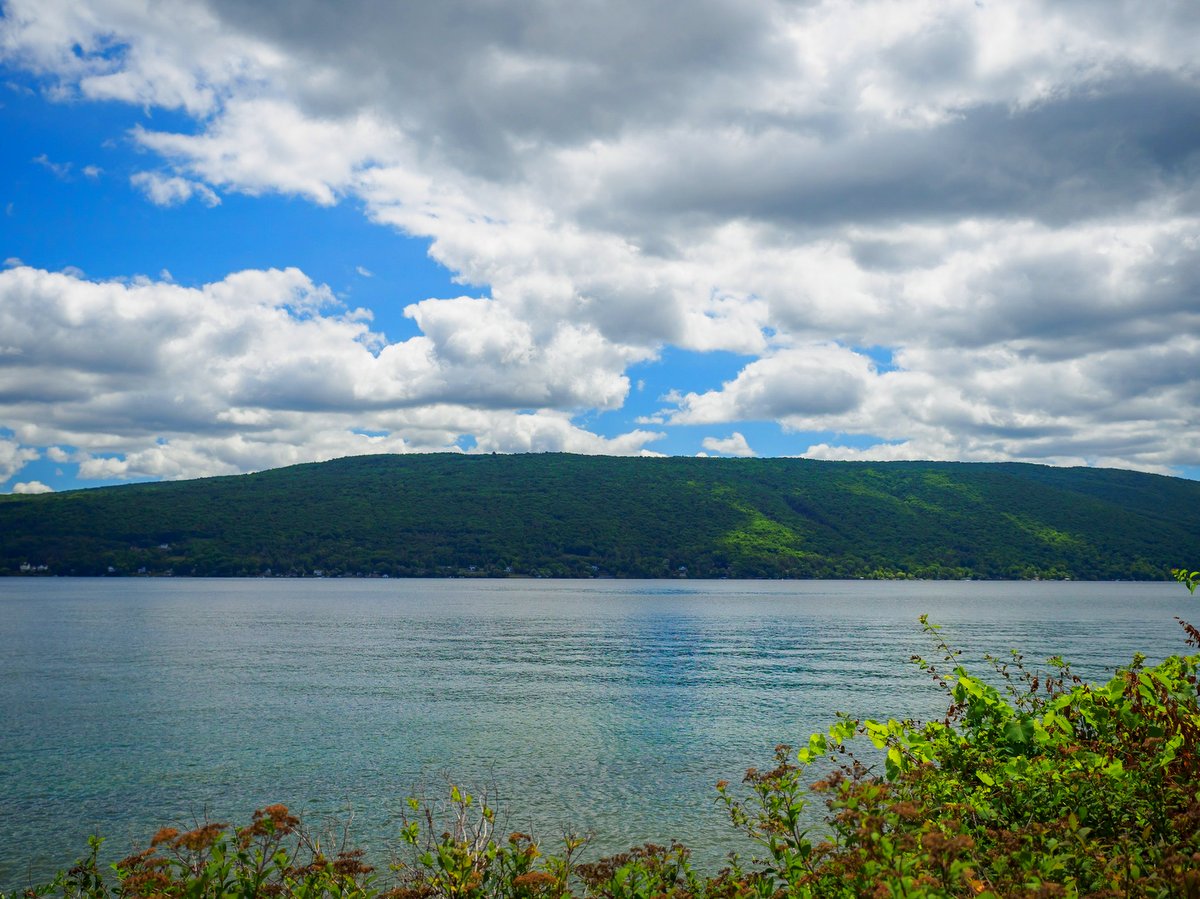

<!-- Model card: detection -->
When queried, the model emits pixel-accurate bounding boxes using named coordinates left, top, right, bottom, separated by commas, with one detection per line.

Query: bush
left=714, top=615, right=1200, bottom=897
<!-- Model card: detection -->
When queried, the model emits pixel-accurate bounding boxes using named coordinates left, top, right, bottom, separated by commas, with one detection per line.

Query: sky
left=1, top=0, right=1198, bottom=494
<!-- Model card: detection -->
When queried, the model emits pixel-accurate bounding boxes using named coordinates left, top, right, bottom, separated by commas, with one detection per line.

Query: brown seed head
left=511, top=871, right=557, bottom=892
left=173, top=822, right=226, bottom=852
left=150, top=827, right=179, bottom=847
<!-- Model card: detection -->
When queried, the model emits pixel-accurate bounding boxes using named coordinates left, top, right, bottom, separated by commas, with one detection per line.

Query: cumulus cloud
left=133, top=100, right=399, bottom=205
left=469, top=412, right=664, bottom=456
left=11, top=480, right=53, bottom=494
left=701, top=432, right=755, bottom=457
left=668, top=347, right=877, bottom=425
left=0, top=266, right=661, bottom=478
left=0, top=437, right=38, bottom=483
left=2, top=0, right=1200, bottom=478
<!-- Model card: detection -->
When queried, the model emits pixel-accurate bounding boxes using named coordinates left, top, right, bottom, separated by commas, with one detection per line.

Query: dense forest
left=1, top=453, right=1197, bottom=579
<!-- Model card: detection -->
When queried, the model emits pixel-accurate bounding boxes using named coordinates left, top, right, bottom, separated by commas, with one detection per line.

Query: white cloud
left=701, top=432, right=756, bottom=457
left=0, top=0, right=279, bottom=114
left=469, top=412, right=664, bottom=456
left=11, top=480, right=53, bottom=494
left=82, top=164, right=101, bottom=178
left=0, top=266, right=660, bottom=479
left=0, top=437, right=39, bottom=483
left=801, top=442, right=960, bottom=464
left=355, top=266, right=372, bottom=278
left=3, top=257, right=21, bottom=268
left=3, top=0, right=1200, bottom=476
left=130, top=171, right=220, bottom=207
left=659, top=331, right=1200, bottom=473
left=668, top=347, right=877, bottom=425
left=133, top=99, right=398, bottom=205
left=32, top=152, right=70, bottom=178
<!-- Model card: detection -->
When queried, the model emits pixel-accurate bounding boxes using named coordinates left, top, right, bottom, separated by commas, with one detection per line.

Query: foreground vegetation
left=8, top=596, right=1199, bottom=898
left=3, top=454, right=1198, bottom=579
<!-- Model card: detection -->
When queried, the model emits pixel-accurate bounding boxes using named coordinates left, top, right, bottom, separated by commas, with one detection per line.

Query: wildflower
left=259, top=803, right=298, bottom=828
left=149, top=827, right=179, bottom=847
left=332, top=849, right=374, bottom=877
left=173, top=822, right=226, bottom=852
left=511, top=871, right=557, bottom=894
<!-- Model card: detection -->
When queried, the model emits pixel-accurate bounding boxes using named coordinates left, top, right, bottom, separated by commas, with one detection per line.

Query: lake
left=0, top=578, right=1194, bottom=888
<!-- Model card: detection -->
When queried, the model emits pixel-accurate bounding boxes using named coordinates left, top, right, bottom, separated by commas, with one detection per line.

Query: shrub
left=714, top=615, right=1200, bottom=897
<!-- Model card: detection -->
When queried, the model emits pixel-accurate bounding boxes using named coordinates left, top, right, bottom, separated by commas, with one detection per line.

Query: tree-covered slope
left=1, top=454, right=1196, bottom=579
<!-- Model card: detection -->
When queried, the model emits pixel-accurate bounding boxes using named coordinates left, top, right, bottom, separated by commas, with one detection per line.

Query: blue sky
left=1, top=79, right=468, bottom=342
left=1, top=0, right=1198, bottom=492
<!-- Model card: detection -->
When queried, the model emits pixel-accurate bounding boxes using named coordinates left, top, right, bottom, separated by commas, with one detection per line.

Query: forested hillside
left=1, top=454, right=1196, bottom=579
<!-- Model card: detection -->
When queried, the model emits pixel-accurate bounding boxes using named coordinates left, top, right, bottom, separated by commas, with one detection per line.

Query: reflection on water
left=0, top=578, right=1192, bottom=886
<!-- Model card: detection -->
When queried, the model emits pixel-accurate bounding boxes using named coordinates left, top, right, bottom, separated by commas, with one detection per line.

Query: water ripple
left=0, top=578, right=1191, bottom=888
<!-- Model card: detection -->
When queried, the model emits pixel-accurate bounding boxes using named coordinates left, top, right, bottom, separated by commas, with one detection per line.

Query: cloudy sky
left=1, top=0, right=1198, bottom=493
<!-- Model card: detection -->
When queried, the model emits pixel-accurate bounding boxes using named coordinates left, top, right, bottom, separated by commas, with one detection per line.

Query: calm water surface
left=0, top=578, right=1193, bottom=886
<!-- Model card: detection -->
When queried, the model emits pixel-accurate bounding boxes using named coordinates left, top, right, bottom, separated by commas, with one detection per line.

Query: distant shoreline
left=4, top=453, right=1195, bottom=580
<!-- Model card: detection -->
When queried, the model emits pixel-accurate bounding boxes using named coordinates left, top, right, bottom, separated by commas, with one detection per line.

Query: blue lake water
left=0, top=578, right=1194, bottom=887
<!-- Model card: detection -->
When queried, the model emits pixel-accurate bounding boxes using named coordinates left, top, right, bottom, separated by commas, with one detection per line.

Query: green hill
left=1, top=454, right=1196, bottom=579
